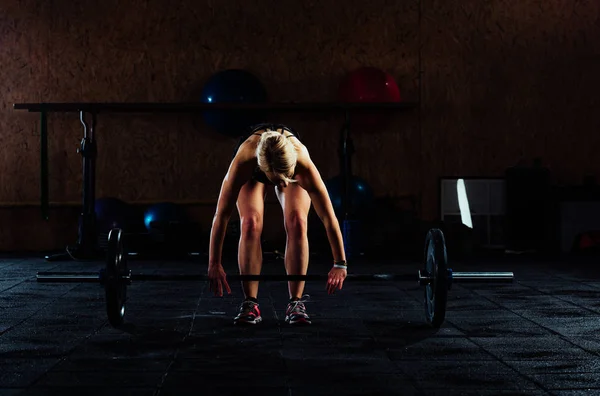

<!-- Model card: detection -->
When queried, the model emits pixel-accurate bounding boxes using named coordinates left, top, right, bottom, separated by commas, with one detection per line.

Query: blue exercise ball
left=143, top=202, right=186, bottom=231
left=200, top=69, right=268, bottom=138
left=95, top=197, right=131, bottom=233
left=325, top=175, right=375, bottom=217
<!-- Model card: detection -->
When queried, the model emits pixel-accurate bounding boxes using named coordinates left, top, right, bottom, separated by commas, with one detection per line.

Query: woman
left=208, top=123, right=348, bottom=325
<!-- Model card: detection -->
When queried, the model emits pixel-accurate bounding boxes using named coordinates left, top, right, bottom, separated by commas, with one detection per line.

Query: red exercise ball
left=338, top=66, right=401, bottom=129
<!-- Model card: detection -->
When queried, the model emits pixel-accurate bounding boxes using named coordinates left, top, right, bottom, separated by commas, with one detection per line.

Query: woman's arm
left=208, top=152, right=254, bottom=268
left=294, top=146, right=346, bottom=264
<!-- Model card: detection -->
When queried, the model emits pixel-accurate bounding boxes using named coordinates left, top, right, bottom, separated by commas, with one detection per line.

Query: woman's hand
left=208, top=264, right=231, bottom=297
left=326, top=266, right=347, bottom=295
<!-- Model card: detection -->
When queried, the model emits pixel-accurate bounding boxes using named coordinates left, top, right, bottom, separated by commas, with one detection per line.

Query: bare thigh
left=236, top=179, right=267, bottom=241
left=275, top=183, right=312, bottom=227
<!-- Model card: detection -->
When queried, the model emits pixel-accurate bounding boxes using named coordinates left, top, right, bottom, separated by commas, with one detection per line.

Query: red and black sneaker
left=234, top=299, right=262, bottom=325
left=285, top=295, right=311, bottom=325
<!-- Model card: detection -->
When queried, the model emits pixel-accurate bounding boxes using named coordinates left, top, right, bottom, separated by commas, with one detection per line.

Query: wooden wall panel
left=0, top=1, right=51, bottom=203
left=420, top=0, right=600, bottom=219
left=0, top=0, right=598, bottom=251
left=36, top=0, right=419, bottom=205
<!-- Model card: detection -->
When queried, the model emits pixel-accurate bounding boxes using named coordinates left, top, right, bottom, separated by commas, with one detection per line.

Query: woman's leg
left=234, top=179, right=266, bottom=325
left=236, top=179, right=267, bottom=299
left=275, top=183, right=312, bottom=324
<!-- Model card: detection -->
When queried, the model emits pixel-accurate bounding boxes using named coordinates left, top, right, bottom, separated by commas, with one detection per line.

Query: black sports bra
left=248, top=123, right=296, bottom=138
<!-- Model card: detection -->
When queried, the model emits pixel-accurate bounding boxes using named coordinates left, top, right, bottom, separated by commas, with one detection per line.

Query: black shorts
left=232, top=123, right=301, bottom=185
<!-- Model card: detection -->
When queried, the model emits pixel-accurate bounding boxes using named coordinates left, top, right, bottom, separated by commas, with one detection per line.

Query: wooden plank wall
left=0, top=0, right=598, bottom=251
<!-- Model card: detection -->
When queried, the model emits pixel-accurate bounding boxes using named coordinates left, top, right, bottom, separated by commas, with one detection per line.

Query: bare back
left=233, top=128, right=309, bottom=185
left=234, top=128, right=302, bottom=163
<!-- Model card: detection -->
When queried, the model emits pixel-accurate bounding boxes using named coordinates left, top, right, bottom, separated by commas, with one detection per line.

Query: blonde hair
left=256, top=130, right=298, bottom=184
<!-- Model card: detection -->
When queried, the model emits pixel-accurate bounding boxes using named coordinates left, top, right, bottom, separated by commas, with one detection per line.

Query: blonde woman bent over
left=208, top=123, right=347, bottom=325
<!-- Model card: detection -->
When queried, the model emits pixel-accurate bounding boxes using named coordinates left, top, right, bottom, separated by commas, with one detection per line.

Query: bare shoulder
left=293, top=143, right=321, bottom=191
left=293, top=140, right=312, bottom=170
left=228, top=142, right=256, bottom=180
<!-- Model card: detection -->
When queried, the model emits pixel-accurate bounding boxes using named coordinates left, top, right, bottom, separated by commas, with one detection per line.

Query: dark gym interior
left=1, top=0, right=600, bottom=395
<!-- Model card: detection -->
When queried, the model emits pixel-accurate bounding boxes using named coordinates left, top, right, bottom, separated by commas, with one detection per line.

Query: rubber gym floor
left=1, top=254, right=599, bottom=395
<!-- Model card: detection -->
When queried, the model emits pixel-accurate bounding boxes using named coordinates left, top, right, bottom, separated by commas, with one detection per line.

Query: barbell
left=36, top=228, right=514, bottom=328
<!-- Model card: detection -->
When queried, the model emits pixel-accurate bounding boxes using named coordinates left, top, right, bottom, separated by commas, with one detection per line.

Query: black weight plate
left=424, top=228, right=448, bottom=328
left=105, top=228, right=127, bottom=327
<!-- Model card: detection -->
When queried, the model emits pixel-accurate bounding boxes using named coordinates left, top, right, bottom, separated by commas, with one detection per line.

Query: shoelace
left=288, top=294, right=310, bottom=314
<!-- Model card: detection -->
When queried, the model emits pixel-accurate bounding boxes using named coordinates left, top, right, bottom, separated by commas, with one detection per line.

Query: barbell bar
left=35, top=271, right=515, bottom=283
left=36, top=228, right=515, bottom=329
